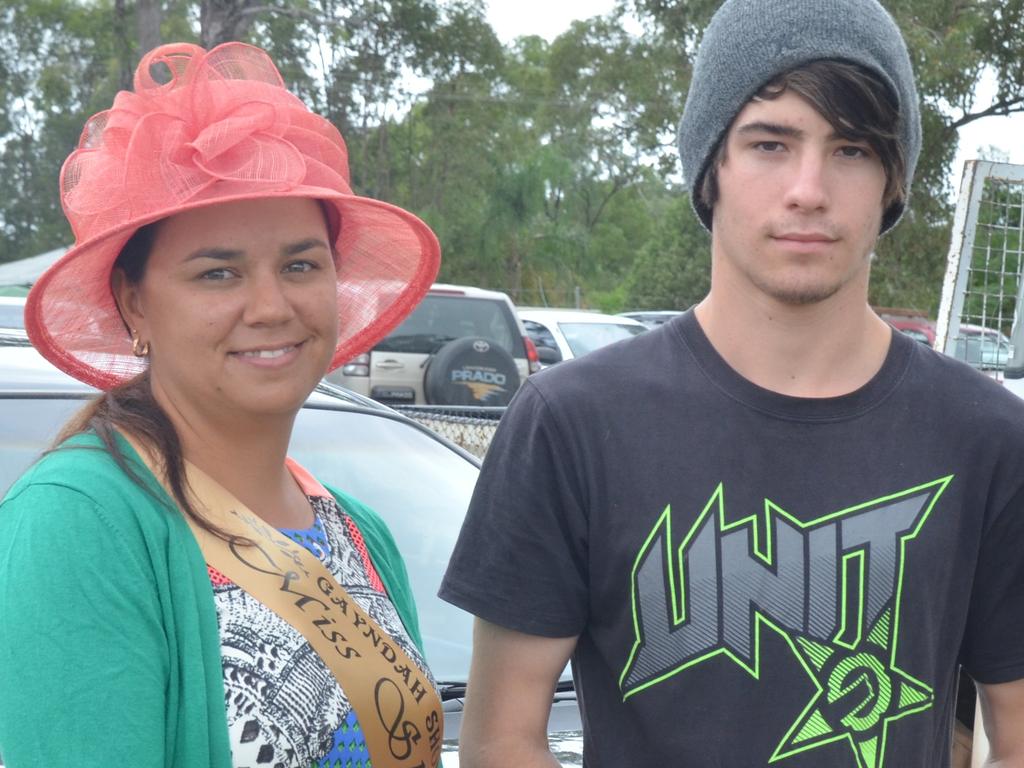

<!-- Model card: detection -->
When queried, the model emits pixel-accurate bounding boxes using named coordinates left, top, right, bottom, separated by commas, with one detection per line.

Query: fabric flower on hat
left=27, top=41, right=440, bottom=390
left=62, top=43, right=351, bottom=243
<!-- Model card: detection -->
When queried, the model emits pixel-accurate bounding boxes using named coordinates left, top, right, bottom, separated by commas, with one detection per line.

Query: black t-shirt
left=439, top=311, right=1024, bottom=768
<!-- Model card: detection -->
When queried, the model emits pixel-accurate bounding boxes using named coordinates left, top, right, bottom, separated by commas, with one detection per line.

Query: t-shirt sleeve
left=0, top=482, right=168, bottom=767
left=439, top=379, right=589, bottom=638
left=960, top=483, right=1024, bottom=684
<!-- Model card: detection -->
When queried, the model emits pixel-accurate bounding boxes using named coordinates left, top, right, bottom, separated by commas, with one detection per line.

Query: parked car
left=875, top=308, right=936, bottom=346
left=890, top=319, right=936, bottom=346
left=952, top=323, right=1013, bottom=370
left=519, top=308, right=647, bottom=366
left=0, top=342, right=581, bottom=767
left=617, top=310, right=684, bottom=329
left=328, top=283, right=540, bottom=407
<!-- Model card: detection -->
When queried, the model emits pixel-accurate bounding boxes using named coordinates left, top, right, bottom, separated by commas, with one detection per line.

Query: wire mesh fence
left=394, top=405, right=505, bottom=459
left=936, top=161, right=1024, bottom=376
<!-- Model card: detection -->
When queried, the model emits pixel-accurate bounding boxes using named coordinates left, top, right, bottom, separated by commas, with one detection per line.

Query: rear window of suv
left=375, top=295, right=523, bottom=357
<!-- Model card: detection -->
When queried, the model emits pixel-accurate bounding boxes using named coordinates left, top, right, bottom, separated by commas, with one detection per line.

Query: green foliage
left=0, top=0, right=124, bottom=260
left=1, top=0, right=1021, bottom=322
left=624, top=193, right=711, bottom=310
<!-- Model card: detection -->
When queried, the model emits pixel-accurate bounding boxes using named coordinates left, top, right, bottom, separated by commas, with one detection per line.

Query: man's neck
left=694, top=286, right=893, bottom=399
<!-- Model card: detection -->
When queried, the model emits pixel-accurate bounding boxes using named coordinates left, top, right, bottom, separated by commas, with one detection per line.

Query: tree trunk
left=136, top=0, right=163, bottom=58
left=200, top=0, right=258, bottom=48
left=113, top=0, right=133, bottom=90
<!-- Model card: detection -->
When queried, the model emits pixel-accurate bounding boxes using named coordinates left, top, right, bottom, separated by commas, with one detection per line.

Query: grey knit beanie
left=678, top=0, right=922, bottom=234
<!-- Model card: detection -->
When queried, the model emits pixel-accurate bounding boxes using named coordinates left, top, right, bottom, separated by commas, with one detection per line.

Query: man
left=439, top=0, right=1024, bottom=765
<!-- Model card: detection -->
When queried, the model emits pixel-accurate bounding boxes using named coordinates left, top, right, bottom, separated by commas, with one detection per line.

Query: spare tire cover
left=423, top=337, right=521, bottom=406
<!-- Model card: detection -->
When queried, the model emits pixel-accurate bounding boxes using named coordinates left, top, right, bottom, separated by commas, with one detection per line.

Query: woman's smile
left=230, top=341, right=306, bottom=366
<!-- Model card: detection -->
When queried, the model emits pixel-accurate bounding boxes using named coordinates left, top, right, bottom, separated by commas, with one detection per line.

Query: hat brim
left=26, top=186, right=440, bottom=390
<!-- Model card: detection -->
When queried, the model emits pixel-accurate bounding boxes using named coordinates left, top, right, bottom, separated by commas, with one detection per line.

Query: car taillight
left=524, top=337, right=541, bottom=374
left=341, top=353, right=370, bottom=377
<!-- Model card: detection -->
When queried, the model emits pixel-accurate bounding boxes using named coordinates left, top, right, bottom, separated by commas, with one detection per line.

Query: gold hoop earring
left=130, top=329, right=150, bottom=357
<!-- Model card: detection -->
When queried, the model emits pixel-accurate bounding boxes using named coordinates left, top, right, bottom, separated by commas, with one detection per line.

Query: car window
left=954, top=337, right=985, bottom=367
left=0, top=304, right=25, bottom=330
left=376, top=295, right=522, bottom=358
left=0, top=397, right=88, bottom=489
left=0, top=396, right=478, bottom=684
left=558, top=322, right=646, bottom=357
left=522, top=319, right=558, bottom=350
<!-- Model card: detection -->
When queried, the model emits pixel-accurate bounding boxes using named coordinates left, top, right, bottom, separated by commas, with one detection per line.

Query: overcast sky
left=485, top=0, right=1024, bottom=187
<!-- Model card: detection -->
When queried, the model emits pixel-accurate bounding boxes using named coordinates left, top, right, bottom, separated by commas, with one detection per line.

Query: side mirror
left=536, top=345, right=562, bottom=365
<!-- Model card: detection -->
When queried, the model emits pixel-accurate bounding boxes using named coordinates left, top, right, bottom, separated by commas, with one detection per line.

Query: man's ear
left=110, top=267, right=144, bottom=335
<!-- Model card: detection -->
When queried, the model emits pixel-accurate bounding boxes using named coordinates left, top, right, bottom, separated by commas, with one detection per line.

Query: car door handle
left=374, top=359, right=405, bottom=370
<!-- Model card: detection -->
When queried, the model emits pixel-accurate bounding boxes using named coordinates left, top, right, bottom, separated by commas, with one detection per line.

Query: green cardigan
left=0, top=433, right=424, bottom=768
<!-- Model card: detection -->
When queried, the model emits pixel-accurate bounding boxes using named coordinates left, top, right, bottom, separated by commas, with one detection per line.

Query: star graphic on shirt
left=770, top=607, right=934, bottom=768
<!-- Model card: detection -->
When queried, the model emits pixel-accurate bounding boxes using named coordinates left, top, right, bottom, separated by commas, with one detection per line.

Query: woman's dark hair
left=55, top=220, right=227, bottom=539
left=698, top=59, right=906, bottom=221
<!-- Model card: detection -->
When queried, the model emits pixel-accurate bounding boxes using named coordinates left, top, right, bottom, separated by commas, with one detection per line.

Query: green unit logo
left=619, top=477, right=951, bottom=768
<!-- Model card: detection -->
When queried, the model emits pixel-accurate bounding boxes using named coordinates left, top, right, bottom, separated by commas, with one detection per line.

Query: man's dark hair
left=698, top=60, right=906, bottom=221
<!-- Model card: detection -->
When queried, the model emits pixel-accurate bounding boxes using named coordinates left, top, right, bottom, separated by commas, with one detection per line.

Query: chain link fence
left=394, top=405, right=505, bottom=459
left=936, top=160, right=1024, bottom=375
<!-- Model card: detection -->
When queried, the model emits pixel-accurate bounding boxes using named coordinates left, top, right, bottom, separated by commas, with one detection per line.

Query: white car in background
left=617, top=310, right=683, bottom=329
left=952, top=323, right=1013, bottom=370
left=518, top=308, right=647, bottom=366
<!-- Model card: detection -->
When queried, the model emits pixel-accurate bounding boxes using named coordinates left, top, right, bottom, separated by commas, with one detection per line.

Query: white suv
left=328, top=284, right=538, bottom=406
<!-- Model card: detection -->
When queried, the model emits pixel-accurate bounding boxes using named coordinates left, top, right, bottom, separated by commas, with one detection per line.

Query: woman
left=0, top=42, right=442, bottom=768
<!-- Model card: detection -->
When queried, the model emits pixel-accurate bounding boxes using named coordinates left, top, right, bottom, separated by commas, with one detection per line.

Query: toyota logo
left=473, top=340, right=491, bottom=353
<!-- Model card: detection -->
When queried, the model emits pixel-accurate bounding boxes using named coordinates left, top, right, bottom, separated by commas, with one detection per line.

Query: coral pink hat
left=26, top=42, right=440, bottom=390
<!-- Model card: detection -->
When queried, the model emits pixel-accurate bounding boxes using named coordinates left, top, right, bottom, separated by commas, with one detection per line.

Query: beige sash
left=124, top=434, right=443, bottom=768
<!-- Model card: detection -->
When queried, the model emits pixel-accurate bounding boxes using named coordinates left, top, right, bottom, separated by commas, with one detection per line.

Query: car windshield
left=376, top=295, right=520, bottom=357
left=558, top=321, right=646, bottom=357
left=0, top=395, right=478, bottom=684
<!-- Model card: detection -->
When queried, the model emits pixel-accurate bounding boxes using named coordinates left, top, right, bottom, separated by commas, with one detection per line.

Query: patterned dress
left=209, top=474, right=432, bottom=768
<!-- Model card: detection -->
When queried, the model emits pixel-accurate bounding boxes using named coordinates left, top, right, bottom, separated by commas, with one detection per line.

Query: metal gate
left=935, top=160, right=1024, bottom=379
left=933, top=160, right=1024, bottom=766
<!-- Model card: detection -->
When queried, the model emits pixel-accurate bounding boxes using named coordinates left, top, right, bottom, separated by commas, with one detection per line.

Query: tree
left=0, top=0, right=125, bottom=261
left=1, top=0, right=1021, bottom=321
left=625, top=193, right=711, bottom=311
